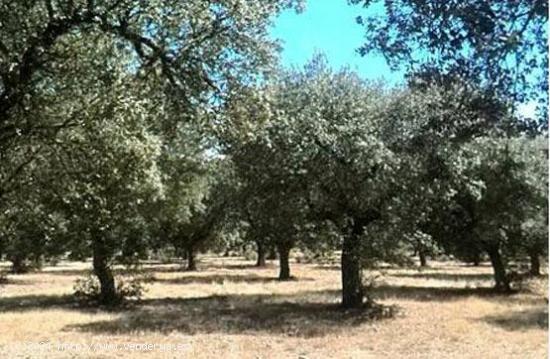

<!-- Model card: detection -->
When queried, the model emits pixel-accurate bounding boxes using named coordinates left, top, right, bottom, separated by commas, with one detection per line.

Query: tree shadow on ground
left=64, top=292, right=393, bottom=338
left=0, top=294, right=77, bottom=312
left=41, top=264, right=186, bottom=276
left=481, top=306, right=548, bottom=331
left=389, top=272, right=494, bottom=281
left=0, top=278, right=38, bottom=285
left=0, top=280, right=538, bottom=315
left=152, top=273, right=314, bottom=285
left=373, top=285, right=495, bottom=301
left=370, top=284, right=546, bottom=305
left=0, top=294, right=137, bottom=313
left=202, top=263, right=277, bottom=271
left=63, top=285, right=543, bottom=337
left=139, top=265, right=186, bottom=273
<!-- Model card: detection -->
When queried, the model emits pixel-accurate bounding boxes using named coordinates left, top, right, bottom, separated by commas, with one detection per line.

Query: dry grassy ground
left=0, top=255, right=547, bottom=358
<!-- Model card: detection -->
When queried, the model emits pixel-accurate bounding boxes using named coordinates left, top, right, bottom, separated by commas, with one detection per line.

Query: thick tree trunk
left=529, top=250, right=541, bottom=276
left=255, top=240, right=266, bottom=267
left=92, top=238, right=118, bottom=305
left=486, top=245, right=511, bottom=292
left=186, top=245, right=197, bottom=271
left=277, top=244, right=291, bottom=280
left=10, top=254, right=28, bottom=274
left=341, top=222, right=365, bottom=309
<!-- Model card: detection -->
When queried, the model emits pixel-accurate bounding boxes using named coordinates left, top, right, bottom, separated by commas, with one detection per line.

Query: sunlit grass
left=0, top=256, right=547, bottom=358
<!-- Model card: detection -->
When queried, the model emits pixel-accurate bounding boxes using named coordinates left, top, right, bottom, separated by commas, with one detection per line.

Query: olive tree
left=447, top=135, right=547, bottom=291
left=0, top=0, right=302, bottom=204
left=238, top=58, right=407, bottom=307
left=35, top=72, right=164, bottom=304
left=223, top=81, right=313, bottom=280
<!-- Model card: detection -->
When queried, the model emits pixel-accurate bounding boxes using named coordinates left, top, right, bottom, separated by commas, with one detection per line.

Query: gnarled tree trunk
left=277, top=243, right=291, bottom=280
left=92, top=237, right=118, bottom=305
left=486, top=245, right=511, bottom=292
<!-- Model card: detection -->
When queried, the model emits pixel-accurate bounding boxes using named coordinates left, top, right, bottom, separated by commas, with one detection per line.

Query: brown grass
left=0, top=256, right=547, bottom=358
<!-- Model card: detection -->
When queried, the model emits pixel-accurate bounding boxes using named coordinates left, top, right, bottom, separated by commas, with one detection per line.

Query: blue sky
left=270, top=1, right=404, bottom=85
left=269, top=1, right=538, bottom=118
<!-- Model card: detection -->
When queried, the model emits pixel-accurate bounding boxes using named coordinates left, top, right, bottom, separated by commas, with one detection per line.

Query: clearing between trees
left=0, top=255, right=546, bottom=358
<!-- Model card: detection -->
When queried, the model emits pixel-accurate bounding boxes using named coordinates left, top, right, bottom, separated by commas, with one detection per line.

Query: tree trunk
left=277, top=244, right=291, bottom=280
left=255, top=240, right=266, bottom=267
left=92, top=237, right=118, bottom=305
left=341, top=221, right=365, bottom=309
left=32, top=255, right=43, bottom=271
left=10, top=254, right=28, bottom=274
left=267, top=246, right=277, bottom=260
left=486, top=245, right=511, bottom=292
left=419, top=250, right=428, bottom=267
left=186, top=244, right=197, bottom=271
left=529, top=250, right=541, bottom=276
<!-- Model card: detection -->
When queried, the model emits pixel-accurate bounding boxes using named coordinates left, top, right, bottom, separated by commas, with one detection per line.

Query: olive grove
left=0, top=0, right=546, bottom=310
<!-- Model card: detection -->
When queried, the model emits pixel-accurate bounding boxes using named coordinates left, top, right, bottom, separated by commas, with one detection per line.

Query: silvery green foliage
left=274, top=57, right=399, bottom=212
left=0, top=0, right=303, bottom=264
left=42, top=74, right=164, bottom=260
left=351, top=0, right=548, bottom=109
left=518, top=137, right=548, bottom=259
left=0, top=0, right=303, bottom=106
left=0, top=33, right=165, bottom=264
left=0, top=0, right=303, bottom=201
left=0, top=189, right=69, bottom=271
left=449, top=135, right=548, bottom=256
left=226, top=55, right=408, bottom=265
left=372, top=81, right=513, bottom=258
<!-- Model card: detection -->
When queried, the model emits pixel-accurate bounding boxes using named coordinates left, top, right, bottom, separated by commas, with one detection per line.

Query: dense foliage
left=351, top=0, right=548, bottom=126
left=0, top=1, right=546, bottom=309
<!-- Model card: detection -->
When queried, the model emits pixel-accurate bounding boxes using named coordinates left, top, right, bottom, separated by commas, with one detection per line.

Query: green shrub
left=73, top=268, right=150, bottom=306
